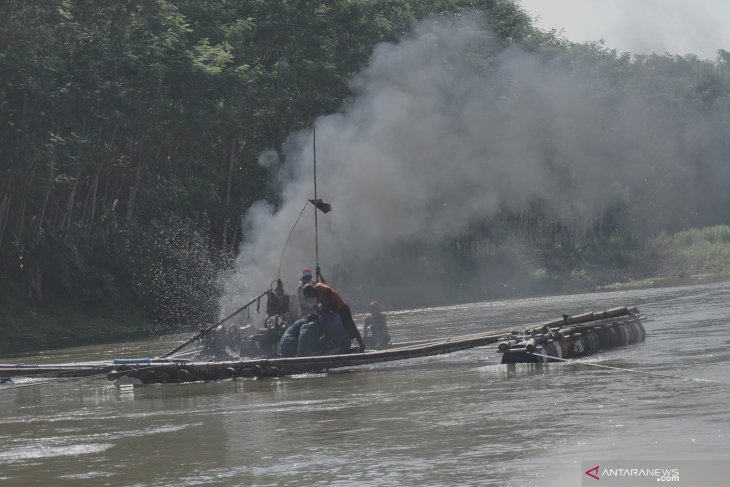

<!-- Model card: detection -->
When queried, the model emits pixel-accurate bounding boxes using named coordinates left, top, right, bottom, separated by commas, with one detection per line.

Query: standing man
left=363, top=300, right=391, bottom=349
left=303, top=282, right=366, bottom=352
left=297, top=267, right=317, bottom=318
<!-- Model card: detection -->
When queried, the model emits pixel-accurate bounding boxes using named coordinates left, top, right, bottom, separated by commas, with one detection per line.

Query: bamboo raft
left=0, top=306, right=645, bottom=385
left=498, top=306, right=645, bottom=363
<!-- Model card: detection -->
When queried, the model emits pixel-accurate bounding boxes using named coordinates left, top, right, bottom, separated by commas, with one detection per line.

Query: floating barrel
left=500, top=337, right=569, bottom=363
left=627, top=322, right=636, bottom=344
left=636, top=321, right=646, bottom=342
left=606, top=324, right=617, bottom=345
left=605, top=326, right=621, bottom=348
left=575, top=334, right=590, bottom=357
left=568, top=336, right=579, bottom=357
left=540, top=342, right=555, bottom=362
left=500, top=345, right=540, bottom=364
left=582, top=334, right=591, bottom=355
left=627, top=322, right=641, bottom=344
left=622, top=323, right=633, bottom=345
left=629, top=322, right=641, bottom=344
left=625, top=323, right=635, bottom=344
left=584, top=332, right=594, bottom=355
left=552, top=340, right=565, bottom=360
left=586, top=331, right=596, bottom=354
left=624, top=322, right=637, bottom=344
left=586, top=330, right=601, bottom=354
left=498, top=310, right=645, bottom=364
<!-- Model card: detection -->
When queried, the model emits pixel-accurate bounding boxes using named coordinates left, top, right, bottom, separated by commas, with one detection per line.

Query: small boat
left=0, top=306, right=645, bottom=385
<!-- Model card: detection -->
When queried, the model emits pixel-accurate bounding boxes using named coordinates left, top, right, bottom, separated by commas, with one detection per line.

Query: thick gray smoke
left=219, top=14, right=729, bottom=314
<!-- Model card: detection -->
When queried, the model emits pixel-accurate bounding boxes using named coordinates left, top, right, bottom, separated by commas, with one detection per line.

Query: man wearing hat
left=297, top=267, right=317, bottom=318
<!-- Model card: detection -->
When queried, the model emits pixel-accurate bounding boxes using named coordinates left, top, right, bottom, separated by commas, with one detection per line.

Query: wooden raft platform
left=0, top=306, right=644, bottom=384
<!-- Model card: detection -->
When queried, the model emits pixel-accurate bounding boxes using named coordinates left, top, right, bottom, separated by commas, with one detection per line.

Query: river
left=2, top=280, right=729, bottom=486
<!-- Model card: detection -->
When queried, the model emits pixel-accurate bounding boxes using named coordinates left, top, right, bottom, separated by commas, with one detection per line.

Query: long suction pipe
left=313, top=127, right=320, bottom=279
left=160, top=290, right=268, bottom=358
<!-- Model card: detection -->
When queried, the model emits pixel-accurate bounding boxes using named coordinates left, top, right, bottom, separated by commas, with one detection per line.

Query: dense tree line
left=2, top=0, right=729, bottom=334
left=0, top=0, right=535, bottom=329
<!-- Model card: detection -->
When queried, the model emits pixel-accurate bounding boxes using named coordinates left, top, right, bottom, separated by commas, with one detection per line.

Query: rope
left=528, top=352, right=727, bottom=385
left=276, top=199, right=310, bottom=280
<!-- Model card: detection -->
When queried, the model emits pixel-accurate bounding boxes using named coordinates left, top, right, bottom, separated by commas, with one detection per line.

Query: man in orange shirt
left=303, top=282, right=366, bottom=352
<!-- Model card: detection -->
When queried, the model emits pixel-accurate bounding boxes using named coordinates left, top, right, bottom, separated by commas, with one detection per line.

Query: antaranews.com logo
left=584, top=464, right=679, bottom=483
left=582, top=460, right=730, bottom=487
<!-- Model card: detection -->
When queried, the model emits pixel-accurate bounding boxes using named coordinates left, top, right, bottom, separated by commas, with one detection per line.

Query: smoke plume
left=219, top=14, right=730, bottom=314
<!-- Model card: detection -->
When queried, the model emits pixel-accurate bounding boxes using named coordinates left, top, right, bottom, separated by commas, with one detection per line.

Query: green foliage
left=0, top=0, right=535, bottom=328
left=570, top=268, right=593, bottom=283
left=1, top=0, right=729, bottom=345
left=648, top=225, right=730, bottom=275
left=602, top=278, right=655, bottom=290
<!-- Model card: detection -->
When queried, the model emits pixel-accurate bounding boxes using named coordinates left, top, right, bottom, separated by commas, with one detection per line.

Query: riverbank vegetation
left=2, top=1, right=729, bottom=351
left=647, top=225, right=730, bottom=276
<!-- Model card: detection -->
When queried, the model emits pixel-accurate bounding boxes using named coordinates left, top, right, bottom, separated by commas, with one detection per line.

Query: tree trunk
left=0, top=193, right=11, bottom=248
left=231, top=214, right=243, bottom=251
left=85, top=163, right=104, bottom=239
left=34, top=162, right=55, bottom=245
left=126, top=132, right=146, bottom=223
left=17, top=200, right=26, bottom=244
left=222, top=137, right=243, bottom=249
left=0, top=173, right=12, bottom=243
left=62, top=167, right=82, bottom=231
left=26, top=247, right=44, bottom=300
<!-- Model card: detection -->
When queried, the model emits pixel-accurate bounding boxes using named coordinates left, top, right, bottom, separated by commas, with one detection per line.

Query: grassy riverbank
left=598, top=225, right=730, bottom=290
left=0, top=289, right=149, bottom=354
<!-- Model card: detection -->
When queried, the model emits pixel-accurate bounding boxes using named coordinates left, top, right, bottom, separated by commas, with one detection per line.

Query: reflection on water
left=1, top=281, right=730, bottom=486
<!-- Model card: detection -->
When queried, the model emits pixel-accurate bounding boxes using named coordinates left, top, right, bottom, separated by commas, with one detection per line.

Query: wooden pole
left=160, top=290, right=268, bottom=358
left=313, top=128, right=320, bottom=278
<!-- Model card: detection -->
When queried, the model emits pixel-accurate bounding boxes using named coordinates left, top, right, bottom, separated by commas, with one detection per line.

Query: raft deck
left=0, top=306, right=644, bottom=384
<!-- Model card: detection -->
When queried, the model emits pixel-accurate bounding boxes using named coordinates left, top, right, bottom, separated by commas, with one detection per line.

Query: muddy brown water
left=2, top=281, right=729, bottom=486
